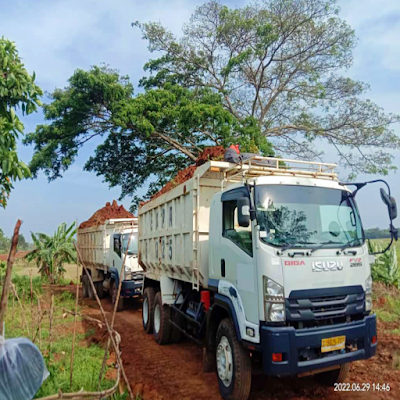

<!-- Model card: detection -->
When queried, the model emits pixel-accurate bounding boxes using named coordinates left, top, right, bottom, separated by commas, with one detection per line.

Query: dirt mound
left=145, top=146, right=226, bottom=204
left=79, top=200, right=134, bottom=229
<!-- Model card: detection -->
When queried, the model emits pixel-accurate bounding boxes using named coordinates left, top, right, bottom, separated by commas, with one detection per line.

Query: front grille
left=286, top=287, right=365, bottom=328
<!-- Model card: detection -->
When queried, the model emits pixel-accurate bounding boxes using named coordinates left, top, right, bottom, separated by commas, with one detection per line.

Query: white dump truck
left=138, top=156, right=398, bottom=400
left=77, top=218, right=143, bottom=310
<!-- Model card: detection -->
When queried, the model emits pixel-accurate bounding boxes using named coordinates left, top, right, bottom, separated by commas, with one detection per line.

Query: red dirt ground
left=80, top=295, right=400, bottom=400
left=144, top=146, right=226, bottom=204
left=79, top=200, right=134, bottom=229
left=0, top=251, right=29, bottom=261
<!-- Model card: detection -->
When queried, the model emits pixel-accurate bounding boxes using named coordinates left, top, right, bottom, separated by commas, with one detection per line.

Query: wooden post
left=74, top=242, right=134, bottom=399
left=30, top=270, right=34, bottom=340
left=98, top=230, right=133, bottom=388
left=0, top=220, right=22, bottom=336
left=69, top=261, right=80, bottom=389
left=49, top=293, right=54, bottom=353
left=11, top=284, right=29, bottom=336
left=37, top=296, right=42, bottom=350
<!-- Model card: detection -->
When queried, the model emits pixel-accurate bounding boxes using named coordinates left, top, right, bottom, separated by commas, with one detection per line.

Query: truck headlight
left=264, top=277, right=285, bottom=322
left=365, top=275, right=372, bottom=312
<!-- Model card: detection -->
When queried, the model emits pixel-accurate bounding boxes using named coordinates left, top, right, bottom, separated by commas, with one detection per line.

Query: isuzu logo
left=312, top=261, right=344, bottom=272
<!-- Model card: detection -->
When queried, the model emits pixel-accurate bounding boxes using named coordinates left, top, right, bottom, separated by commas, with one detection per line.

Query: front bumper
left=120, top=280, right=143, bottom=297
left=261, top=314, right=377, bottom=376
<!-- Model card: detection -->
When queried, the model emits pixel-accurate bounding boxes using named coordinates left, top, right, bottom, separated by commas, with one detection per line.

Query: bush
left=0, top=263, right=43, bottom=300
left=368, top=241, right=400, bottom=288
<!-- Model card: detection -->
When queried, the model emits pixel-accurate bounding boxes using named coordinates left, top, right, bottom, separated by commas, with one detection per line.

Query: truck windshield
left=122, top=233, right=138, bottom=255
left=255, top=185, right=364, bottom=249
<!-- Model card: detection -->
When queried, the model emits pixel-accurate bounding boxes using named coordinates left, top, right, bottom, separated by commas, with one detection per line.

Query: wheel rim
left=216, top=336, right=233, bottom=388
left=143, top=297, right=149, bottom=326
left=154, top=304, right=161, bottom=334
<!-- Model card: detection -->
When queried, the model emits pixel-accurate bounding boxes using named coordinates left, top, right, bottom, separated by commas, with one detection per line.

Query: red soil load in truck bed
left=79, top=200, right=134, bottom=229
left=146, top=146, right=225, bottom=203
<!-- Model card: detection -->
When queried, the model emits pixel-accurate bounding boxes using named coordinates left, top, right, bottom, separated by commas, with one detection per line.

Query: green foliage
left=25, top=67, right=273, bottom=209
left=0, top=229, right=32, bottom=253
left=0, top=38, right=42, bottom=207
left=25, top=222, right=77, bottom=283
left=365, top=228, right=393, bottom=239
left=0, top=263, right=43, bottom=300
left=136, top=0, right=400, bottom=179
left=368, top=240, right=400, bottom=288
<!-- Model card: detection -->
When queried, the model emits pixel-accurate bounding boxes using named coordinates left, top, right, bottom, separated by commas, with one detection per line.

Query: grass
left=0, top=277, right=121, bottom=399
left=11, top=258, right=80, bottom=283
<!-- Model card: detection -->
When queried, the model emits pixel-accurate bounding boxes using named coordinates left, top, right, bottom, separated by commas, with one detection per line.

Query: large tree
left=0, top=38, right=42, bottom=207
left=25, top=66, right=271, bottom=208
left=136, top=0, right=400, bottom=177
left=25, top=0, right=400, bottom=210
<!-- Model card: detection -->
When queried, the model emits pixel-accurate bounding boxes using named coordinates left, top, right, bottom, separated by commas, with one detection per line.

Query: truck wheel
left=143, top=287, right=156, bottom=334
left=87, top=278, right=95, bottom=300
left=153, top=291, right=171, bottom=345
left=111, top=280, right=124, bottom=311
left=215, top=318, right=251, bottom=400
left=95, top=281, right=104, bottom=299
left=314, top=364, right=349, bottom=386
left=82, top=275, right=89, bottom=298
left=170, top=311, right=183, bottom=343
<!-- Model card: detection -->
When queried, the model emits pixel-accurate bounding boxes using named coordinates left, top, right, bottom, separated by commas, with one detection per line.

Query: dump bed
left=77, top=218, right=138, bottom=270
left=138, top=161, right=232, bottom=289
left=138, top=157, right=338, bottom=290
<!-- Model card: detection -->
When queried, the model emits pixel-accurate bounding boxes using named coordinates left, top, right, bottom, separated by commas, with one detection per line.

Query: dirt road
left=81, top=296, right=400, bottom=400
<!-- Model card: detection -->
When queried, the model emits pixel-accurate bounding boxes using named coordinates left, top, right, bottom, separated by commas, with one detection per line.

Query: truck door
left=112, top=234, right=122, bottom=276
left=219, top=188, right=259, bottom=324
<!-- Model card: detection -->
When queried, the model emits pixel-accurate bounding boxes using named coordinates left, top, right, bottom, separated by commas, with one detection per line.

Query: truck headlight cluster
left=264, top=277, right=285, bottom=322
left=365, top=274, right=373, bottom=312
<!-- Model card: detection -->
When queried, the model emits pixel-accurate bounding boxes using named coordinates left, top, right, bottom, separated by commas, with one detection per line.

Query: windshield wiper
left=309, top=240, right=343, bottom=253
left=280, top=241, right=317, bottom=253
left=338, top=238, right=363, bottom=252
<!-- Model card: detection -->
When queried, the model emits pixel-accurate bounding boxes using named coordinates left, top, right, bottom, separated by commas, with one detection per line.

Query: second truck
left=138, top=155, right=397, bottom=400
left=78, top=206, right=143, bottom=310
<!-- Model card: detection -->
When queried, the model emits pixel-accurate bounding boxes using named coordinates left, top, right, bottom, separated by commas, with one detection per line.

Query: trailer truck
left=78, top=218, right=143, bottom=310
left=138, top=156, right=398, bottom=400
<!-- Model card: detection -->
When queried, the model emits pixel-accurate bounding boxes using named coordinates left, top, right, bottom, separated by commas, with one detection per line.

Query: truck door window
left=113, top=236, right=121, bottom=258
left=223, top=200, right=253, bottom=256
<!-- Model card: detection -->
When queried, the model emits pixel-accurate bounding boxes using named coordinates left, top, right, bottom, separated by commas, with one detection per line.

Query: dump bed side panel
left=139, top=165, right=225, bottom=288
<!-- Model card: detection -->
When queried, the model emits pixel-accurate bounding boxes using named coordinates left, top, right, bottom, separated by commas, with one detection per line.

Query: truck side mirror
left=237, top=197, right=250, bottom=227
left=380, top=188, right=397, bottom=220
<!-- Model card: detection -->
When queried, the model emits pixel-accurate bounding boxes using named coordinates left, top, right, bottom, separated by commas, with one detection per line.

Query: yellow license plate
left=321, top=335, right=346, bottom=353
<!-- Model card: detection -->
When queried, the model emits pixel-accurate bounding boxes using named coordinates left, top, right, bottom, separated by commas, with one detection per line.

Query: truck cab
left=208, top=175, right=377, bottom=381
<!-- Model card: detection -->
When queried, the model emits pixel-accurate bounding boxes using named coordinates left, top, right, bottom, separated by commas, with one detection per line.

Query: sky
left=0, top=0, right=399, bottom=238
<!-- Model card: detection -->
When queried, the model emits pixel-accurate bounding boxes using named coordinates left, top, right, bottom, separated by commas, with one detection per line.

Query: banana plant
left=368, top=240, right=400, bottom=288
left=26, top=222, right=77, bottom=283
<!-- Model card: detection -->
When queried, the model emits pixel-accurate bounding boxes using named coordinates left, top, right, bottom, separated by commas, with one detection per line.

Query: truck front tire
left=153, top=291, right=171, bottom=345
left=110, top=280, right=124, bottom=312
left=215, top=318, right=251, bottom=400
left=82, top=275, right=89, bottom=298
left=143, top=287, right=156, bottom=334
left=314, top=363, right=349, bottom=386
left=95, top=281, right=104, bottom=299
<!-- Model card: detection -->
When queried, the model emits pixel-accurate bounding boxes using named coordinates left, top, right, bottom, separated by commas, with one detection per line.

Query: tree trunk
left=0, top=220, right=22, bottom=336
